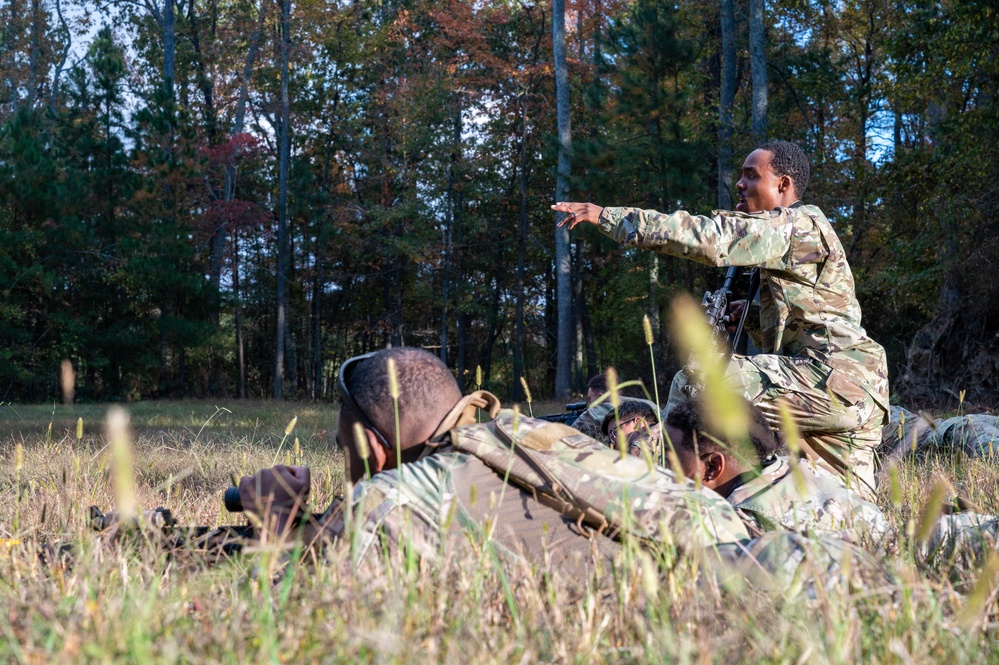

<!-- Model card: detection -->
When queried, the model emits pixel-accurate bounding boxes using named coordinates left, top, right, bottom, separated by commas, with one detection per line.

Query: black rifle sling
left=731, top=268, right=760, bottom=357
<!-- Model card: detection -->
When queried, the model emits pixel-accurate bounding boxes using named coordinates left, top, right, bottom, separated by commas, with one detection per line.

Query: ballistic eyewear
left=606, top=416, right=644, bottom=439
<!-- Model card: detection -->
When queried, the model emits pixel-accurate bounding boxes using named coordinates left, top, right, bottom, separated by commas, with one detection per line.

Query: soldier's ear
left=701, top=452, right=725, bottom=483
left=778, top=174, right=794, bottom=195
left=368, top=429, right=388, bottom=474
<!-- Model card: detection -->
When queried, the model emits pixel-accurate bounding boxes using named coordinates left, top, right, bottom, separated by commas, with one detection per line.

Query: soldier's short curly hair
left=665, top=397, right=779, bottom=467
left=757, top=140, right=809, bottom=199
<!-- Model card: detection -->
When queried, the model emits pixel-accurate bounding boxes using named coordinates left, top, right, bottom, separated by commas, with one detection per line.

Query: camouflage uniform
left=326, top=411, right=749, bottom=576
left=598, top=203, right=890, bottom=495
left=922, top=512, right=999, bottom=569
left=712, top=532, right=893, bottom=597
left=882, top=406, right=999, bottom=460
left=725, top=456, right=891, bottom=541
left=570, top=401, right=615, bottom=439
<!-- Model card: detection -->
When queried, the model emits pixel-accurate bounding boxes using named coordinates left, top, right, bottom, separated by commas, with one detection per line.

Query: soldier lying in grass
left=569, top=373, right=662, bottom=442
left=236, top=347, right=749, bottom=578
left=881, top=405, right=999, bottom=461
left=651, top=396, right=892, bottom=542
left=652, top=396, right=999, bottom=571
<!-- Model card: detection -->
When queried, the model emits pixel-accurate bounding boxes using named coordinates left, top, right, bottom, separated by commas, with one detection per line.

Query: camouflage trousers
left=665, top=354, right=885, bottom=498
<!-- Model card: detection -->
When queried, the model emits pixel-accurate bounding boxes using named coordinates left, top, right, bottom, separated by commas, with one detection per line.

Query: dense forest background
left=1, top=0, right=997, bottom=404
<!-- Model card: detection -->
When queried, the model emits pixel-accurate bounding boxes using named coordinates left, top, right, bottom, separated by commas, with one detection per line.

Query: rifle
left=701, top=266, right=739, bottom=341
left=89, top=486, right=255, bottom=558
left=537, top=401, right=588, bottom=426
left=684, top=266, right=758, bottom=396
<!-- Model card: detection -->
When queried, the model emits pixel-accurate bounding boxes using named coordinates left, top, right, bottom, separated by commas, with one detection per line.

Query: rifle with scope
left=536, top=401, right=588, bottom=426
left=89, top=485, right=255, bottom=557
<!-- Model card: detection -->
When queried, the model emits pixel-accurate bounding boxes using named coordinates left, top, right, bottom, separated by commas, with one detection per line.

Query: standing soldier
left=552, top=141, right=889, bottom=496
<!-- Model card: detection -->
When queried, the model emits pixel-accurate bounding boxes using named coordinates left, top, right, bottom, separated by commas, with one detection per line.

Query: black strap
left=730, top=268, right=760, bottom=357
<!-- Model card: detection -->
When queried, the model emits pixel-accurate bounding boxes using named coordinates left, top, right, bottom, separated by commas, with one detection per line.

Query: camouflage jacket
left=725, top=456, right=891, bottom=540
left=923, top=512, right=999, bottom=569
left=882, top=406, right=999, bottom=459
left=598, top=203, right=889, bottom=410
left=331, top=410, right=749, bottom=568
left=713, top=532, right=893, bottom=597
left=570, top=402, right=615, bottom=439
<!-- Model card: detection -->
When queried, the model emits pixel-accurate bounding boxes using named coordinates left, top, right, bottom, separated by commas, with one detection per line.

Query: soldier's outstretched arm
left=553, top=201, right=794, bottom=268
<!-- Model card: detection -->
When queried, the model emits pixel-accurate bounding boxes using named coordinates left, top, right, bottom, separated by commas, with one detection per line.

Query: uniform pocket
left=824, top=368, right=868, bottom=407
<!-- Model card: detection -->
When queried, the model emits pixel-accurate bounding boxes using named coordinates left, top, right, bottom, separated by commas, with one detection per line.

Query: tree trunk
left=442, top=98, right=463, bottom=365
left=582, top=284, right=597, bottom=381
left=28, top=0, right=40, bottom=104
left=481, top=259, right=505, bottom=391
left=163, top=0, right=175, bottom=94
left=457, top=310, right=469, bottom=392
left=572, top=237, right=584, bottom=392
left=648, top=251, right=660, bottom=348
left=50, top=0, right=72, bottom=110
left=286, top=232, right=298, bottom=393
left=717, top=0, right=736, bottom=209
left=393, top=226, right=404, bottom=347
left=553, top=0, right=572, bottom=399
left=220, top=0, right=265, bottom=392
left=233, top=228, right=246, bottom=399
left=273, top=0, right=291, bottom=400
left=749, top=0, right=767, bottom=141
left=513, top=95, right=529, bottom=402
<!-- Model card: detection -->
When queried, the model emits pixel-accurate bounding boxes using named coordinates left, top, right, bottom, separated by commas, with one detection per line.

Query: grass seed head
left=107, top=406, right=136, bottom=520
left=387, top=358, right=400, bottom=400
left=642, top=314, right=654, bottom=346
left=353, top=422, right=369, bottom=460
left=670, top=294, right=749, bottom=444
left=607, top=367, right=620, bottom=409
left=60, top=359, right=75, bottom=405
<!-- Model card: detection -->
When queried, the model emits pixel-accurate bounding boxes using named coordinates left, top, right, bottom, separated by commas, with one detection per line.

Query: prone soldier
left=236, top=348, right=749, bottom=578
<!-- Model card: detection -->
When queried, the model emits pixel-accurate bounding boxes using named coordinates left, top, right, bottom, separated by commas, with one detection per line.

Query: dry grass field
left=2, top=400, right=999, bottom=663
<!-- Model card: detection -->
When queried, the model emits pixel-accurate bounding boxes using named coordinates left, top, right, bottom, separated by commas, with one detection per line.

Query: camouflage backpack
left=448, top=409, right=750, bottom=552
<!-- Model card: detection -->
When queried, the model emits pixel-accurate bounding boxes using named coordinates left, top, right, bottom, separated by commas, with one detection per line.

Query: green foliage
left=0, top=0, right=997, bottom=402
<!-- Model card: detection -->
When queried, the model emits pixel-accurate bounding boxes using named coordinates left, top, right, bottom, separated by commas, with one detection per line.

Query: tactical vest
left=446, top=409, right=750, bottom=552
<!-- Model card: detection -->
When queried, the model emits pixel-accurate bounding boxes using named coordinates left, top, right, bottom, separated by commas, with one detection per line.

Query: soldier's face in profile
left=666, top=425, right=702, bottom=480
left=336, top=408, right=370, bottom=484
left=735, top=149, right=781, bottom=213
left=607, top=416, right=645, bottom=441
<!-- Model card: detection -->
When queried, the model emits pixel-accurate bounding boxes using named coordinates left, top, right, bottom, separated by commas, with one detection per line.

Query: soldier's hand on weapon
left=238, top=465, right=311, bottom=525
left=551, top=202, right=604, bottom=230
left=726, top=300, right=746, bottom=334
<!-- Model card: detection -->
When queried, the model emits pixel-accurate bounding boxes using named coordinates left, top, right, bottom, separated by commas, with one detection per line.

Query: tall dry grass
left=1, top=400, right=998, bottom=663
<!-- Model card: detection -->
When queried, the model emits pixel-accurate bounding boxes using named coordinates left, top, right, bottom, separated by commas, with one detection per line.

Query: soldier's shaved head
left=345, top=347, right=461, bottom=451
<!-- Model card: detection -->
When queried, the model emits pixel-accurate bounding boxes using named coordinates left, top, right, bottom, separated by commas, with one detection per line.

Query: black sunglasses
left=336, top=352, right=392, bottom=451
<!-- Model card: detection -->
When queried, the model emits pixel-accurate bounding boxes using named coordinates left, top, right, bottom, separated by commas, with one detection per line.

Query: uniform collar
left=724, top=456, right=789, bottom=505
